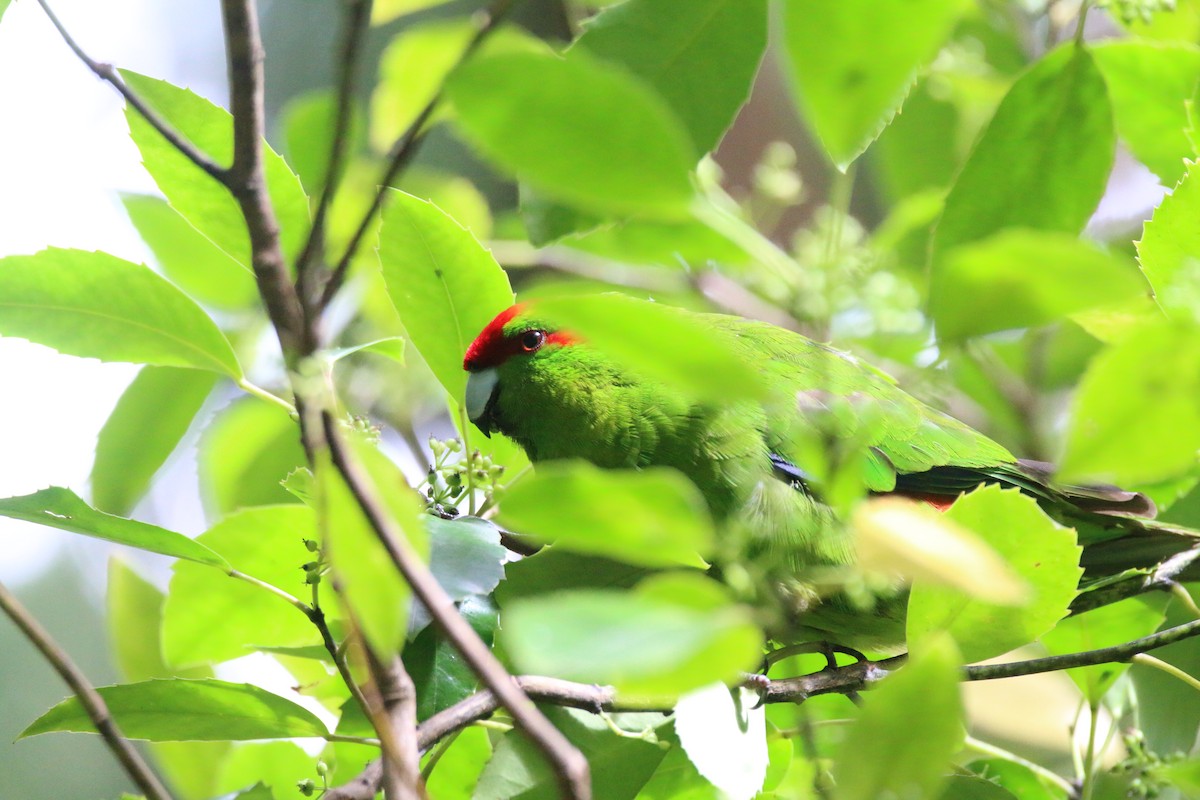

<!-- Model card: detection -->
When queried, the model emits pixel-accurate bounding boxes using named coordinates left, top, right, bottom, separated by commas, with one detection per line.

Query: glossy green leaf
left=1092, top=40, right=1200, bottom=185
left=447, top=50, right=696, bottom=217
left=0, top=248, right=241, bottom=376
left=424, top=516, right=505, bottom=601
left=932, top=46, right=1114, bottom=261
left=407, top=595, right=497, bottom=721
left=377, top=189, right=514, bottom=401
left=200, top=398, right=306, bottom=514
left=1059, top=321, right=1200, bottom=485
left=21, top=679, right=328, bottom=741
left=501, top=573, right=762, bottom=697
left=780, top=0, right=969, bottom=169
left=574, top=0, right=767, bottom=154
left=1041, top=596, right=1168, bottom=702
left=92, top=366, right=217, bottom=515
left=163, top=506, right=319, bottom=667
left=674, top=685, right=767, bottom=800
left=475, top=707, right=668, bottom=800
left=1138, top=159, right=1200, bottom=297
left=532, top=294, right=765, bottom=403
left=831, top=635, right=963, bottom=800
left=907, top=486, right=1083, bottom=663
left=0, top=487, right=227, bottom=568
left=931, top=229, right=1149, bottom=341
left=121, top=71, right=310, bottom=266
left=498, top=462, right=713, bottom=568
left=121, top=193, right=258, bottom=309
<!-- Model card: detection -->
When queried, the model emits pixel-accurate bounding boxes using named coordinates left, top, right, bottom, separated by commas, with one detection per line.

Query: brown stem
left=0, top=581, right=174, bottom=800
left=322, top=413, right=591, bottom=800
left=364, top=651, right=424, bottom=800
left=319, top=0, right=518, bottom=309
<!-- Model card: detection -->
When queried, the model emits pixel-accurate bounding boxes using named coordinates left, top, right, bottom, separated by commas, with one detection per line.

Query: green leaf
left=495, top=547, right=650, bottom=608
left=216, top=741, right=318, bottom=800
left=230, top=784, right=274, bottom=800
left=92, top=366, right=217, bottom=515
left=963, top=759, right=1068, bottom=800
left=200, top=398, right=306, bottom=514
left=319, top=440, right=426, bottom=659
left=402, top=515, right=502, bottom=637
left=0, top=487, right=227, bottom=568
left=21, top=678, right=328, bottom=741
left=830, top=635, right=963, bottom=800
left=475, top=707, right=668, bottom=800
left=372, top=0, right=453, bottom=25
left=780, top=0, right=969, bottom=169
left=424, top=726, right=492, bottom=800
left=1138, top=160, right=1200, bottom=296
left=121, top=193, right=258, bottom=309
left=937, top=776, right=1019, bottom=800
left=121, top=71, right=310, bottom=267
left=931, top=45, right=1114, bottom=261
left=501, top=573, right=762, bottom=698
left=0, top=1, right=11, bottom=24
left=532, top=294, right=766, bottom=403
left=1092, top=40, right=1200, bottom=185
left=163, top=506, right=318, bottom=667
left=931, top=230, right=1149, bottom=341
left=674, top=685, right=767, bottom=800
left=1059, top=321, right=1200, bottom=485
left=907, top=486, right=1083, bottom=663
left=376, top=189, right=514, bottom=402
left=281, top=90, right=363, bottom=196
left=447, top=50, right=696, bottom=217
left=0, top=248, right=241, bottom=376
left=407, top=595, right=497, bottom=721
left=498, top=462, right=713, bottom=569
left=574, top=0, right=767, bottom=154
left=327, top=336, right=405, bottom=365
left=1041, top=596, right=1168, bottom=702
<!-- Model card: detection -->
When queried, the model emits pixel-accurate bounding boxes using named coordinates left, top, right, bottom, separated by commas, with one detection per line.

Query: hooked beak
left=465, top=367, right=500, bottom=438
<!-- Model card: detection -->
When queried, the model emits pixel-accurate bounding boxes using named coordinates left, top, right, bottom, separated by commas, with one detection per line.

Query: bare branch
left=0, top=581, right=174, bottom=800
left=363, top=652, right=423, bottom=800
left=322, top=413, right=591, bottom=800
left=295, top=0, right=374, bottom=304
left=319, top=0, right=518, bottom=309
left=35, top=0, right=228, bottom=183
left=220, top=0, right=312, bottom=358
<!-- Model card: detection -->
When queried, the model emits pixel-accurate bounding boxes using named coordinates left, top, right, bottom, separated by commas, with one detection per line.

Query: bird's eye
left=520, top=329, right=545, bottom=352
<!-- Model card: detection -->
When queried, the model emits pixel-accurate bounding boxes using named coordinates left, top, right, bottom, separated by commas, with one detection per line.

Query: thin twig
left=35, top=0, right=228, bottom=183
left=322, top=413, right=592, bottom=800
left=0, top=581, right=174, bottom=800
left=295, top=0, right=375, bottom=306
left=319, top=0, right=518, bottom=309
left=220, top=0, right=312, bottom=359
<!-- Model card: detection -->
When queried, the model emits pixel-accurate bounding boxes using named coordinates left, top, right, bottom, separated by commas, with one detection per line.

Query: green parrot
left=463, top=301, right=1196, bottom=648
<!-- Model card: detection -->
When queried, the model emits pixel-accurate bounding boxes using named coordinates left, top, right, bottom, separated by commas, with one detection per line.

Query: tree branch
left=35, top=0, right=228, bottom=183
left=363, top=652, right=423, bottom=800
left=322, top=413, right=591, bottom=800
left=295, top=0, right=374, bottom=305
left=319, top=0, right=518, bottom=309
left=0, top=581, right=174, bottom=800
left=220, top=0, right=312, bottom=359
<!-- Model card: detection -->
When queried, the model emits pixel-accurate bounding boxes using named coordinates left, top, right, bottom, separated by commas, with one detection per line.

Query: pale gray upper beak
left=465, top=367, right=499, bottom=438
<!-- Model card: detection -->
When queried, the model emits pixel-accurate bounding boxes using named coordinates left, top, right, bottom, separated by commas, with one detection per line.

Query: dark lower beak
left=465, top=367, right=500, bottom=438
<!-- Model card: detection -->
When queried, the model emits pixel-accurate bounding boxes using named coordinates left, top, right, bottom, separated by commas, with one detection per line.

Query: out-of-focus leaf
left=1130, top=603, right=1200, bottom=753
left=231, top=785, right=273, bottom=800
left=409, top=515, right=505, bottom=634
left=494, top=547, right=650, bottom=608
left=407, top=595, right=497, bottom=721
left=907, top=486, right=1082, bottom=663
left=122, top=194, right=258, bottom=309
left=216, top=741, right=318, bottom=800
left=831, top=635, right=963, bottom=800
left=21, top=679, right=328, bottom=741
left=931, top=230, right=1149, bottom=341
left=636, top=744, right=725, bottom=800
left=780, top=0, right=969, bottom=169
left=92, top=366, right=217, bottom=515
left=0, top=487, right=227, bottom=568
left=1059, top=321, right=1200, bottom=485
left=200, top=398, right=306, bottom=514
left=372, top=0, right=453, bottom=25
left=326, top=337, right=405, bottom=364
left=1138, top=160, right=1200, bottom=298
left=501, top=573, right=762, bottom=698
left=0, top=248, right=241, bottom=376
left=475, top=707, right=668, bottom=800
left=447, top=50, right=695, bottom=217
left=937, top=776, right=1019, bottom=799
left=963, top=759, right=1068, bottom=800
left=121, top=71, right=310, bottom=266
left=532, top=294, right=766, bottom=402
left=674, top=685, right=768, bottom=800
left=424, top=726, right=491, bottom=800
left=574, top=0, right=767, bottom=154
left=1041, top=596, right=1168, bottom=702
left=163, top=506, right=318, bottom=667
left=0, top=1, right=11, bottom=24
left=377, top=189, right=514, bottom=402
left=931, top=46, right=1114, bottom=261
left=498, top=462, right=713, bottom=569
left=1092, top=41, right=1200, bottom=185
left=281, top=90, right=364, bottom=196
